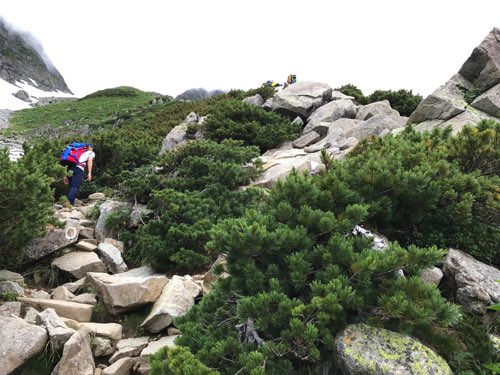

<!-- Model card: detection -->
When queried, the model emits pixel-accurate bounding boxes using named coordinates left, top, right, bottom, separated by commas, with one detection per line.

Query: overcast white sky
left=1, top=0, right=499, bottom=99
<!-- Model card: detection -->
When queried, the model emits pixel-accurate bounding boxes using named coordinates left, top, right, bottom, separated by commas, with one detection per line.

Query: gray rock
left=52, top=251, right=107, bottom=279
left=471, top=83, right=500, bottom=117
left=0, top=316, right=48, bottom=375
left=19, top=297, right=94, bottom=322
left=97, top=243, right=128, bottom=274
left=408, top=82, right=467, bottom=124
left=0, top=270, right=24, bottom=285
left=102, top=357, right=138, bottom=375
left=0, top=280, right=24, bottom=296
left=291, top=116, right=304, bottom=127
left=443, top=248, right=500, bottom=314
left=52, top=328, right=95, bottom=375
left=86, top=266, right=168, bottom=315
left=37, top=308, right=75, bottom=351
left=350, top=114, right=403, bottom=141
left=458, top=27, right=500, bottom=92
left=355, top=100, right=400, bottom=121
left=335, top=324, right=452, bottom=375
left=93, top=336, right=115, bottom=357
left=272, top=81, right=333, bottom=119
left=141, top=275, right=201, bottom=333
left=71, top=293, right=97, bottom=305
left=22, top=227, right=80, bottom=263
left=0, top=301, right=22, bottom=317
left=305, top=99, right=357, bottom=133
left=292, top=131, right=322, bottom=149
left=159, top=123, right=189, bottom=154
left=94, top=200, right=131, bottom=242
left=243, top=94, right=264, bottom=106
left=420, top=267, right=444, bottom=286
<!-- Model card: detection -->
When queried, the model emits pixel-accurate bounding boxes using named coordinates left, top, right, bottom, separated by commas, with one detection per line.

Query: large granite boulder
left=355, top=100, right=400, bottom=121
left=408, top=28, right=500, bottom=133
left=0, top=316, right=48, bottom=375
left=304, top=99, right=357, bottom=134
left=159, top=123, right=189, bottom=155
left=37, top=308, right=75, bottom=351
left=408, top=81, right=467, bottom=124
left=458, top=27, right=500, bottom=92
left=141, top=275, right=201, bottom=333
left=52, top=328, right=95, bottom=375
left=272, top=81, right=333, bottom=119
left=18, top=297, right=94, bottom=322
left=94, top=200, right=131, bottom=242
left=51, top=251, right=107, bottom=278
left=22, top=227, right=79, bottom=263
left=471, top=83, right=500, bottom=117
left=86, top=266, right=168, bottom=315
left=334, top=324, right=452, bottom=374
left=443, top=248, right=500, bottom=314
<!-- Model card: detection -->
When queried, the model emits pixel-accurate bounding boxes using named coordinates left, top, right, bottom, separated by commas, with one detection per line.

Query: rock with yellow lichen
left=334, top=324, right=452, bottom=374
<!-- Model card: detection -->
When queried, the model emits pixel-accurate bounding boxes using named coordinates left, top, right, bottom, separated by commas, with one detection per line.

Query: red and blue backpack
left=60, top=142, right=88, bottom=168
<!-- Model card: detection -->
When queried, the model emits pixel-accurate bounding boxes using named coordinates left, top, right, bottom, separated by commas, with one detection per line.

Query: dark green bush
left=227, top=85, right=277, bottom=101
left=335, top=83, right=366, bottom=103
left=335, top=84, right=423, bottom=116
left=320, top=123, right=499, bottom=265
left=166, top=171, right=459, bottom=374
left=0, top=145, right=65, bottom=270
left=123, top=140, right=264, bottom=272
left=151, top=346, right=221, bottom=375
left=202, top=100, right=300, bottom=152
left=366, top=89, right=423, bottom=116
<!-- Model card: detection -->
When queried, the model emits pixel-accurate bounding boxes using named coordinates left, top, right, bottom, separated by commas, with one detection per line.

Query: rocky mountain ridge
left=0, top=18, right=72, bottom=95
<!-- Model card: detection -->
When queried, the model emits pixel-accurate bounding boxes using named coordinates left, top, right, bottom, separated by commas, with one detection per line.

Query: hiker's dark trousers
left=67, top=167, right=84, bottom=205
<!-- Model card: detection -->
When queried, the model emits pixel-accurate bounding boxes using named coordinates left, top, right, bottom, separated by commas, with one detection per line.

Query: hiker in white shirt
left=65, top=144, right=95, bottom=206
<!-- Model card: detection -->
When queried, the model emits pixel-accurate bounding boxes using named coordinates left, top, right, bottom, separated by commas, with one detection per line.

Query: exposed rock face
left=95, top=200, right=131, bottom=242
left=443, top=248, right=500, bottom=314
left=22, top=227, right=80, bottom=263
left=409, top=28, right=500, bottom=132
left=272, top=81, right=333, bottom=119
left=86, top=266, right=168, bottom=315
left=51, top=250, right=107, bottom=278
left=18, top=297, right=94, bottom=322
left=334, top=324, right=452, bottom=375
left=0, top=18, right=72, bottom=94
left=37, top=308, right=75, bottom=350
left=141, top=275, right=201, bottom=333
left=52, top=328, right=95, bottom=375
left=0, top=316, right=48, bottom=375
left=458, top=27, right=500, bottom=92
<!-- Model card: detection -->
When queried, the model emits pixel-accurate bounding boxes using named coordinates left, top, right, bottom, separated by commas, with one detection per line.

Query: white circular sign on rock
left=65, top=226, right=78, bottom=240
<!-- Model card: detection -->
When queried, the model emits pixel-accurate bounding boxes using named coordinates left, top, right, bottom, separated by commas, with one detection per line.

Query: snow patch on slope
left=0, top=77, right=75, bottom=110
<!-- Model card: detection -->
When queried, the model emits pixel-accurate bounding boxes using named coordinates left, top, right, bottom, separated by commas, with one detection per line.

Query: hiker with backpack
left=284, top=74, right=297, bottom=88
left=61, top=142, right=95, bottom=206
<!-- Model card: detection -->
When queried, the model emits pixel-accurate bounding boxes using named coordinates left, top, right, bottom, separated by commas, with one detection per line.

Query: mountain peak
left=0, top=17, right=74, bottom=109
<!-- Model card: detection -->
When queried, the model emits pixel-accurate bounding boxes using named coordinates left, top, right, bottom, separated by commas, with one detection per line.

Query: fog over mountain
left=0, top=17, right=74, bottom=110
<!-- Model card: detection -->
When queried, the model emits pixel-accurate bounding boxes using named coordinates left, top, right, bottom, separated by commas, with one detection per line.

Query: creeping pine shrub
left=226, top=85, right=277, bottom=101
left=202, top=99, right=301, bottom=152
left=163, top=171, right=460, bottom=374
left=320, top=123, right=499, bottom=265
left=0, top=145, right=64, bottom=271
left=123, top=140, right=264, bottom=272
left=335, top=84, right=423, bottom=116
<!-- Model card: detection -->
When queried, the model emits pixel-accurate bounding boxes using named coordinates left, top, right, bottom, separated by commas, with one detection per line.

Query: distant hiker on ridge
left=283, top=74, right=297, bottom=88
